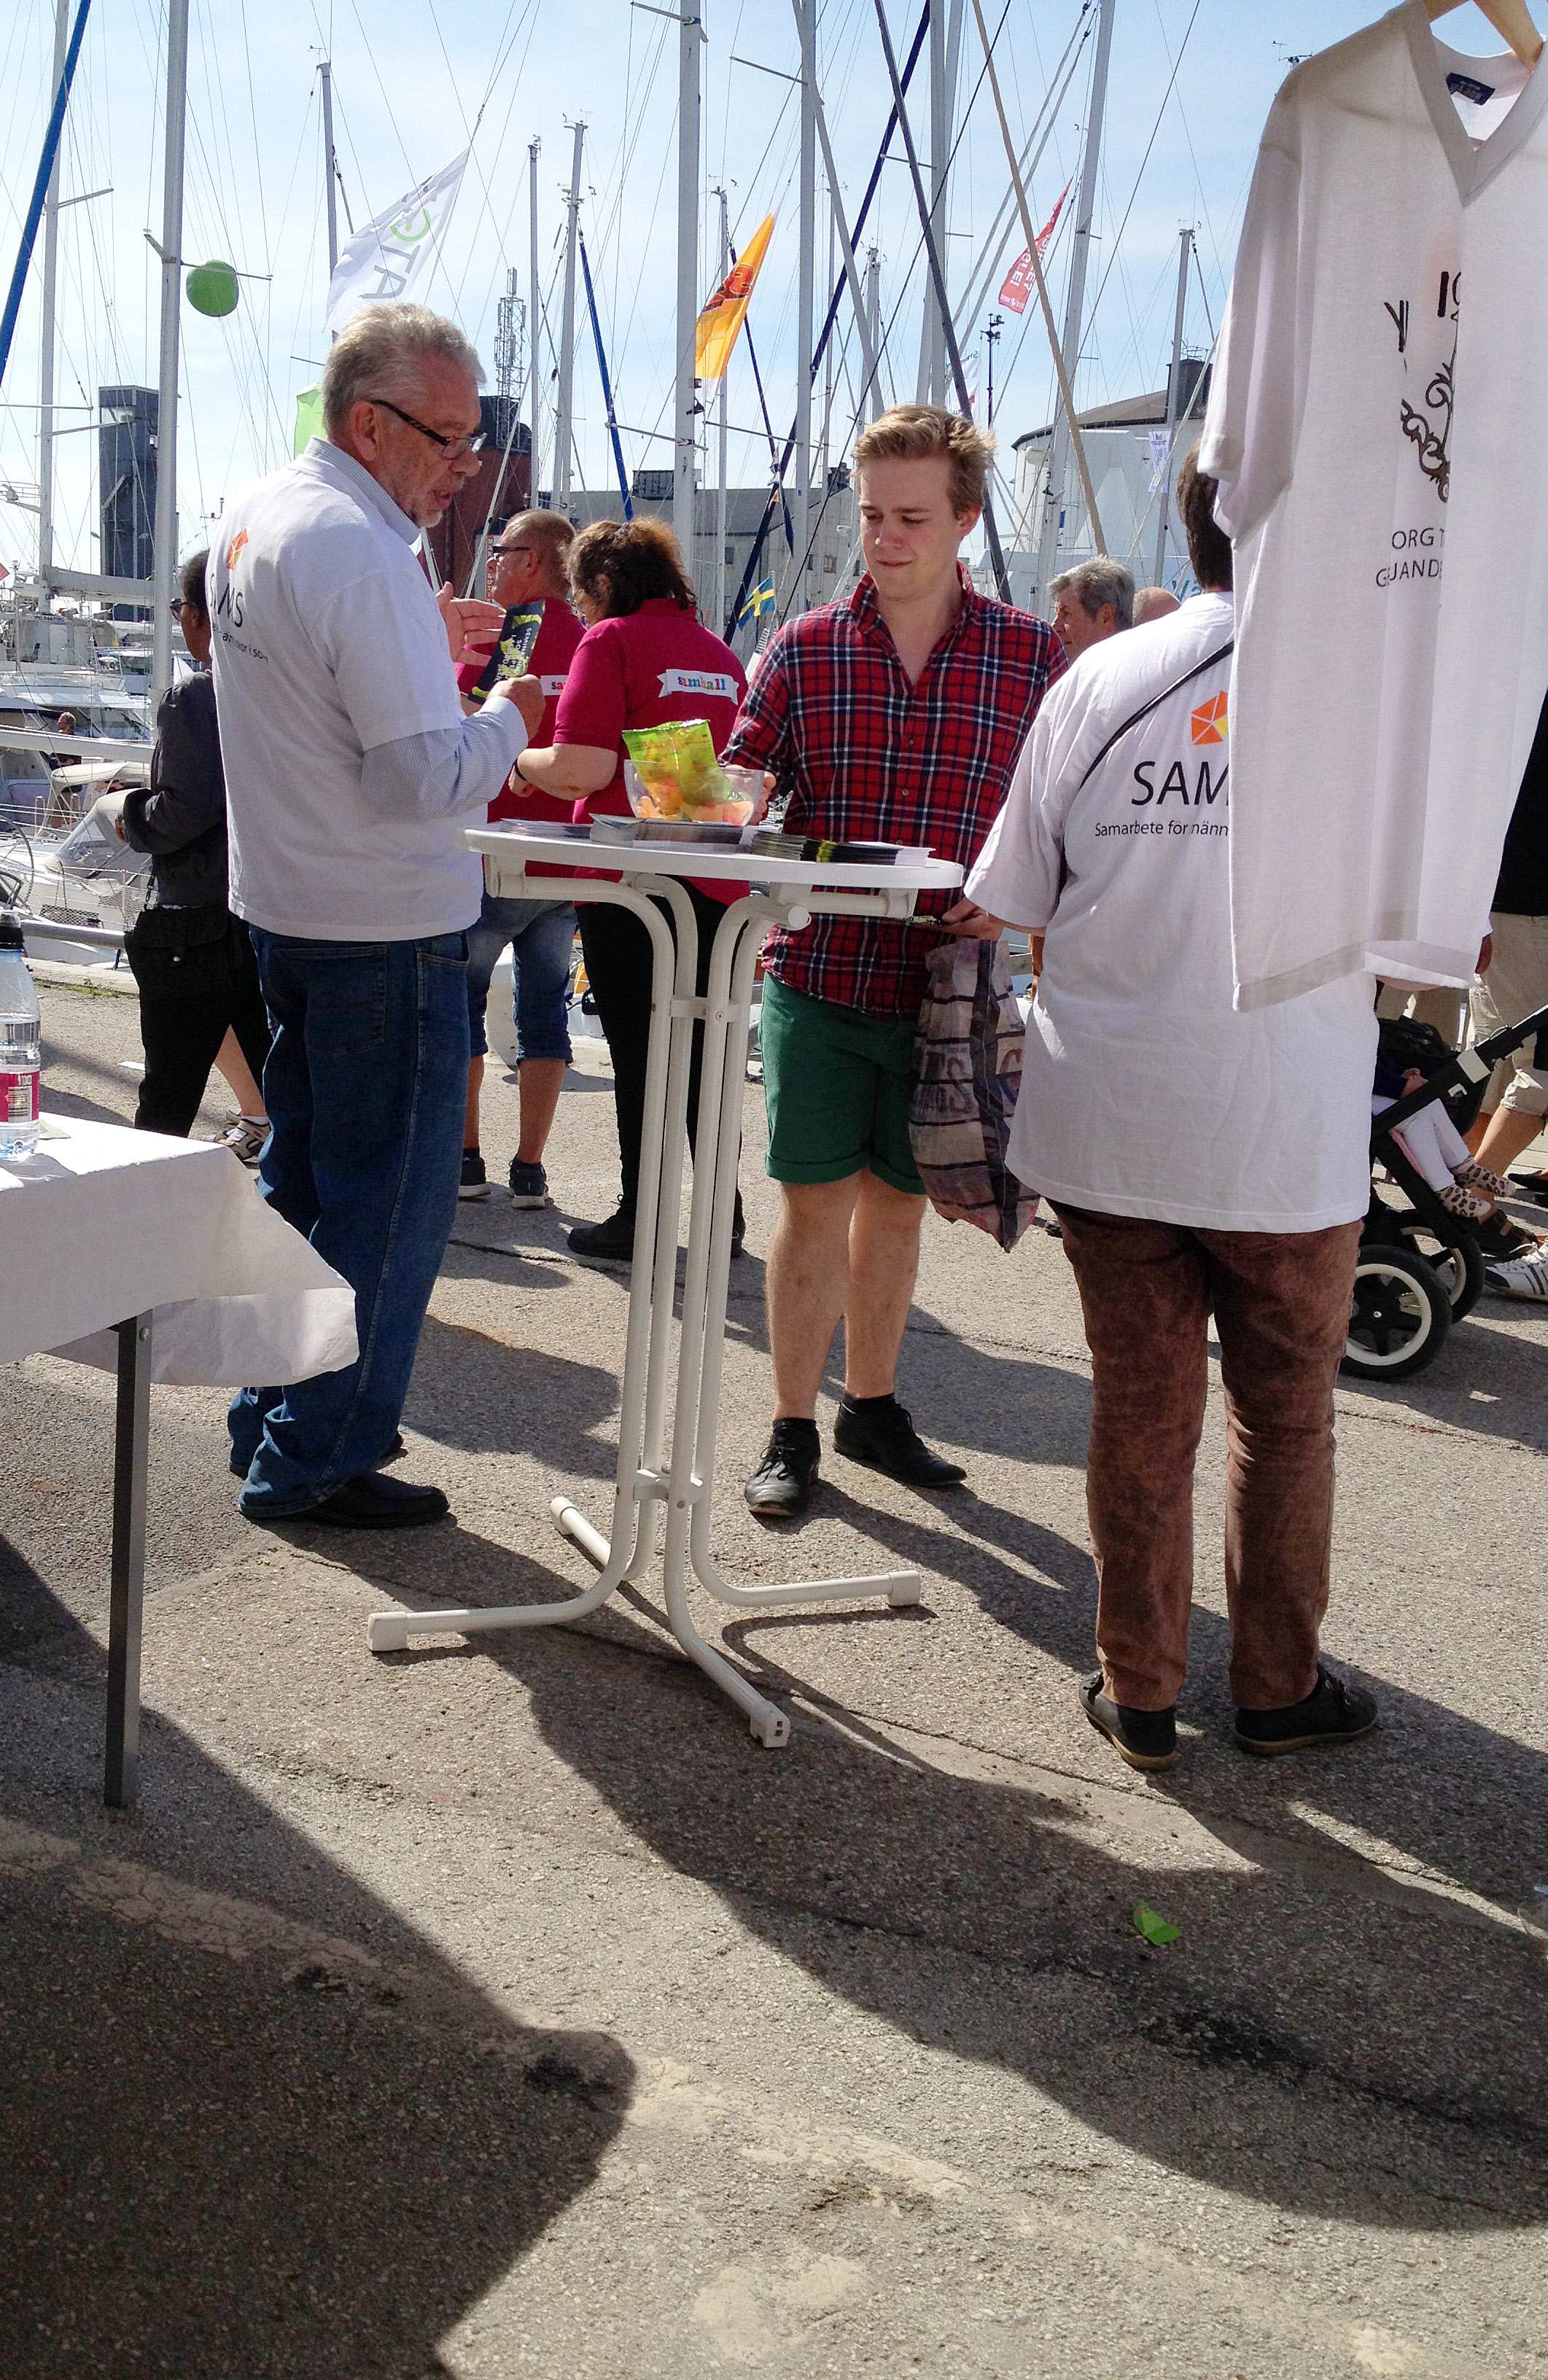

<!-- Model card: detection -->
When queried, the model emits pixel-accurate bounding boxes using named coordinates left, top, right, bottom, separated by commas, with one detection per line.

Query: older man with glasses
left=209, top=301, right=543, bottom=1530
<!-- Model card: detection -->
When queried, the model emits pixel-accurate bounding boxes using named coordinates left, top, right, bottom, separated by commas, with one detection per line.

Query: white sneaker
left=1484, top=1252, right=1548, bottom=1302
left=217, top=1115, right=268, bottom=1167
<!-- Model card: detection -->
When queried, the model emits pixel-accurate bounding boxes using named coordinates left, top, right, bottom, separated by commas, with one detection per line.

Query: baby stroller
left=1342, top=1000, right=1548, bottom=1381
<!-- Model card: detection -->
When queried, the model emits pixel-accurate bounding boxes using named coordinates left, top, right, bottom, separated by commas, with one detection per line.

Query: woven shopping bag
left=909, top=937, right=1038, bottom=1251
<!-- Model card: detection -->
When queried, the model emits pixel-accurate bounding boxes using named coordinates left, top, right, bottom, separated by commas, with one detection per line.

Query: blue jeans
left=230, top=928, right=470, bottom=1517
left=464, top=892, right=576, bottom=1062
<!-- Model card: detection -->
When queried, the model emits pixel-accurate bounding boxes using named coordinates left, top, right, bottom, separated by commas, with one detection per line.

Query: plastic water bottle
left=0, top=910, right=42, bottom=1159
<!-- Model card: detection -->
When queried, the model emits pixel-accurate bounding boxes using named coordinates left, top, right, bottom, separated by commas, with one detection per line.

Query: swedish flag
left=735, top=576, right=776, bottom=628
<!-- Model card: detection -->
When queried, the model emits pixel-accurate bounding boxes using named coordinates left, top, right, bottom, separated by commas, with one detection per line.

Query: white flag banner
left=1146, top=426, right=1172, bottom=494
left=324, top=151, right=469, bottom=339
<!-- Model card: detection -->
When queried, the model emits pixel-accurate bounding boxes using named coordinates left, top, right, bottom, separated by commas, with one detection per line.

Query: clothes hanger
left=1425, top=0, right=1544, bottom=71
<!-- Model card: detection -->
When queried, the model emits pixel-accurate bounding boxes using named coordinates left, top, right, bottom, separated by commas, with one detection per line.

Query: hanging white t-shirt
left=966, top=594, right=1377, bottom=1232
left=210, top=439, right=523, bottom=941
left=1199, top=3, right=1548, bottom=1008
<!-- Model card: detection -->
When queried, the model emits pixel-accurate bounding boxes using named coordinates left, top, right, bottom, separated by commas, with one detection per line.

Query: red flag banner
left=997, top=181, right=1073, bottom=316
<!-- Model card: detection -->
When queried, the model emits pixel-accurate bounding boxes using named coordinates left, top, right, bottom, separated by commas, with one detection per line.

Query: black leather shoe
left=1078, top=1671, right=1178, bottom=1773
left=1233, top=1665, right=1377, bottom=1757
left=832, top=1397, right=966, bottom=1488
left=568, top=1208, right=638, bottom=1259
left=292, top=1474, right=449, bottom=1530
left=744, top=1421, right=820, bottom=1517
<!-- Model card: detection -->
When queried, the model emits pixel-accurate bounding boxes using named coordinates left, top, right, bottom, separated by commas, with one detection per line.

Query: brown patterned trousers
left=1052, top=1205, right=1364, bottom=1714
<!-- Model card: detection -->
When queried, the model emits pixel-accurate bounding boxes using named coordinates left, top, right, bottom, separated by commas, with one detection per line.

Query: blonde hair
left=852, top=403, right=994, bottom=518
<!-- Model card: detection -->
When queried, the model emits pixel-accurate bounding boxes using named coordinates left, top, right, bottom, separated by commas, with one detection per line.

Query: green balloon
left=185, top=260, right=239, bottom=318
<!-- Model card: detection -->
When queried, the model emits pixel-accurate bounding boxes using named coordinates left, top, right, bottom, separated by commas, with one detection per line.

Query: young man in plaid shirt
left=724, top=405, right=1065, bottom=1516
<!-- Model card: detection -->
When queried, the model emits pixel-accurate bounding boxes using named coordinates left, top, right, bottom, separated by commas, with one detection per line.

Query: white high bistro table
left=367, top=822, right=962, bottom=1746
left=1, top=1117, right=357, bottom=1805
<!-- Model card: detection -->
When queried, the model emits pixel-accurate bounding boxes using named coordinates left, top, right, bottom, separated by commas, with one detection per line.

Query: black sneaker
left=832, top=1396, right=966, bottom=1488
left=1233, top=1664, right=1378, bottom=1757
left=568, top=1208, right=637, bottom=1260
left=744, top=1420, right=820, bottom=1517
left=1078, top=1671, right=1178, bottom=1773
left=459, top=1149, right=491, bottom=1202
left=508, top=1158, right=549, bottom=1208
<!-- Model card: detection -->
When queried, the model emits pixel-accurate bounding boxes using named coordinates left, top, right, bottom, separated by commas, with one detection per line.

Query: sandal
left=1474, top=1209, right=1544, bottom=1261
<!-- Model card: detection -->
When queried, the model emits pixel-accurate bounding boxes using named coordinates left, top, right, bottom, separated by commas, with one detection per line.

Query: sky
left=0, top=1, right=1525, bottom=586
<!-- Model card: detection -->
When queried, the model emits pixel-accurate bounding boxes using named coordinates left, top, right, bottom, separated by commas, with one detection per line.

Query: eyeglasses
left=168, top=600, right=193, bottom=621
left=490, top=542, right=533, bottom=560
left=365, top=395, right=487, bottom=460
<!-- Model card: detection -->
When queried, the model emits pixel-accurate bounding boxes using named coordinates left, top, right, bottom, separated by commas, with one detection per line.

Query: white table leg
left=366, top=877, right=696, bottom=1654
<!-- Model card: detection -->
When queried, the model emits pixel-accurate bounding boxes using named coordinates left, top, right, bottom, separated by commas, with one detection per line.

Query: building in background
left=1000, top=358, right=1211, bottom=615
left=98, top=386, right=157, bottom=602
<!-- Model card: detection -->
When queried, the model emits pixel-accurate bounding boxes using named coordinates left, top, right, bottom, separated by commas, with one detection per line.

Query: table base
left=367, top=871, right=927, bottom=1747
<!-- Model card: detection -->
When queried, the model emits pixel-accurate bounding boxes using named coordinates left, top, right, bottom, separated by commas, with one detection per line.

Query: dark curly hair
left=568, top=516, right=696, bottom=618
left=1175, top=443, right=1232, bottom=591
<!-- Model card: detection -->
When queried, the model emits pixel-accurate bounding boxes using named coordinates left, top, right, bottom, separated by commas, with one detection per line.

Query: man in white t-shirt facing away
left=949, top=447, right=1380, bottom=1773
left=210, top=303, right=542, bottom=1529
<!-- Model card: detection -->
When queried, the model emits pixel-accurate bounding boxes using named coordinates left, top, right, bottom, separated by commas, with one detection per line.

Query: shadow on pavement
left=0, top=1547, right=631, bottom=2379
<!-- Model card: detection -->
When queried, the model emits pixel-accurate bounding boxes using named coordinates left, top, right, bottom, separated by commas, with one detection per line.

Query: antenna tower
left=494, top=268, right=525, bottom=406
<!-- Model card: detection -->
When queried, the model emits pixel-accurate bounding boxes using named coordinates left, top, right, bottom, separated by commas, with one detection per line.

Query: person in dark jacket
left=120, top=550, right=271, bottom=1143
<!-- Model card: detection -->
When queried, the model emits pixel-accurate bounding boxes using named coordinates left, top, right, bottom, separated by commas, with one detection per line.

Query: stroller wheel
left=1342, top=1244, right=1452, bottom=1381
left=1399, top=1227, right=1486, bottom=1322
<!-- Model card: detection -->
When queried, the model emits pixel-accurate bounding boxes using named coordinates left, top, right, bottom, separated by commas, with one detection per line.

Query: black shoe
left=1078, top=1671, right=1178, bottom=1773
left=459, top=1149, right=491, bottom=1202
left=283, top=1474, right=450, bottom=1531
left=731, top=1194, right=747, bottom=1259
left=508, top=1158, right=549, bottom=1208
left=378, top=1431, right=406, bottom=1465
left=567, top=1208, right=637, bottom=1259
left=1233, top=1664, right=1378, bottom=1757
left=744, top=1420, right=820, bottom=1517
left=832, top=1396, right=966, bottom=1488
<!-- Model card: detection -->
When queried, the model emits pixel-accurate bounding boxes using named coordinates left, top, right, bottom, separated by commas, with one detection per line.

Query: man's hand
left=484, top=672, right=545, bottom=737
left=437, top=584, right=504, bottom=664
left=939, top=898, right=1009, bottom=939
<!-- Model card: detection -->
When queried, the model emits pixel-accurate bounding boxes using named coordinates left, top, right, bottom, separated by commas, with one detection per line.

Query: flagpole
left=554, top=121, right=585, bottom=512
left=151, top=0, right=189, bottom=706
left=674, top=2, right=702, bottom=573
left=1154, top=228, right=1191, bottom=588
left=1033, top=0, right=1114, bottom=607
left=714, top=188, right=729, bottom=639
left=793, top=0, right=816, bottom=617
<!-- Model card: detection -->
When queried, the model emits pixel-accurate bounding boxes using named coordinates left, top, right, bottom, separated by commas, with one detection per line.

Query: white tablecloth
left=1, top=1116, right=358, bottom=1385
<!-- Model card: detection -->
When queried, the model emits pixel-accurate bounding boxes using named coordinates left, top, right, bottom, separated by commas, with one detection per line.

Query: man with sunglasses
left=454, top=510, right=584, bottom=1206
left=210, top=302, right=543, bottom=1531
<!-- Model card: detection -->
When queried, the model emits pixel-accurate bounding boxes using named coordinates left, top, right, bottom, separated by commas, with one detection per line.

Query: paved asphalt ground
left=1, top=974, right=1544, bottom=2379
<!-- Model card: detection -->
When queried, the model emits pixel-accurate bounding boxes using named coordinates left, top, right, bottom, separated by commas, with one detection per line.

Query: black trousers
left=125, top=911, right=272, bottom=1138
left=577, top=881, right=743, bottom=1218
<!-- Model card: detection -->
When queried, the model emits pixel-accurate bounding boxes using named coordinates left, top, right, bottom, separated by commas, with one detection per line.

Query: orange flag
left=694, top=214, right=776, bottom=381
left=997, top=182, right=1072, bottom=316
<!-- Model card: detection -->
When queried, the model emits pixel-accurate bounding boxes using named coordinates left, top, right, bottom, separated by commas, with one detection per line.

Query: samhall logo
left=1190, top=691, right=1228, bottom=746
left=225, top=529, right=249, bottom=569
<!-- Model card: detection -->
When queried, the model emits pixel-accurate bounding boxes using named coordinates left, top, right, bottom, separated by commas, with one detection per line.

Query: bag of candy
left=621, top=720, right=755, bottom=824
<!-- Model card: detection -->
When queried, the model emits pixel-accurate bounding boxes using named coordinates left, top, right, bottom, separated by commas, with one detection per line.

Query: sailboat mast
left=792, top=0, right=816, bottom=616
left=1154, top=227, right=1191, bottom=588
left=554, top=122, right=585, bottom=511
left=150, top=0, right=189, bottom=704
left=1033, top=0, right=1115, bottom=615
left=528, top=140, right=541, bottom=501
left=319, top=61, right=340, bottom=276
left=36, top=0, right=69, bottom=585
left=674, top=4, right=701, bottom=570
left=715, top=188, right=729, bottom=638
left=866, top=247, right=882, bottom=421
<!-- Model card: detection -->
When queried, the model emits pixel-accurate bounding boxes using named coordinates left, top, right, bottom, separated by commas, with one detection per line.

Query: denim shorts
left=465, top=891, right=577, bottom=1063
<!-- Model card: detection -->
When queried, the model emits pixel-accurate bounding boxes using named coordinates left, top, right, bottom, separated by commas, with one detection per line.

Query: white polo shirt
left=210, top=438, right=524, bottom=941
left=968, top=593, right=1377, bottom=1232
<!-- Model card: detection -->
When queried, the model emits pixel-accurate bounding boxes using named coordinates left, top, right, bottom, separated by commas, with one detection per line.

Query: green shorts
left=758, top=975, right=925, bottom=1196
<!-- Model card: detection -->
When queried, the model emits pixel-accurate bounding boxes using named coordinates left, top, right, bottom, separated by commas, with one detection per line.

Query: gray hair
left=322, top=303, right=483, bottom=438
left=1049, top=556, right=1135, bottom=631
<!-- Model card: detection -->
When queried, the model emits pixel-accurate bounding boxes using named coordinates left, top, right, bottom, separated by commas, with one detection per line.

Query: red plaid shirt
left=724, top=572, right=1065, bottom=1016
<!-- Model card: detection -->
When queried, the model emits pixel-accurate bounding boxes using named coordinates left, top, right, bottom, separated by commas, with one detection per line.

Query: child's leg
left=1390, top=1105, right=1455, bottom=1194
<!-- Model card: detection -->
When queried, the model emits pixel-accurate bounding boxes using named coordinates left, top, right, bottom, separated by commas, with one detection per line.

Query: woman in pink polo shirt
left=514, top=517, right=748, bottom=1259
